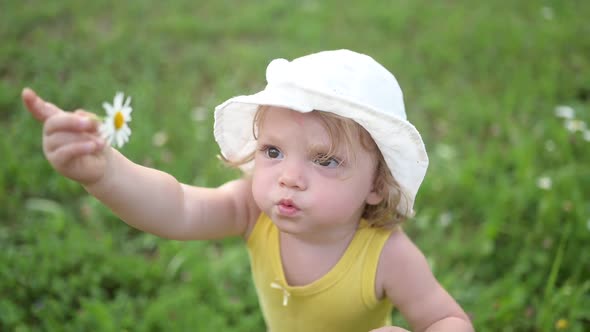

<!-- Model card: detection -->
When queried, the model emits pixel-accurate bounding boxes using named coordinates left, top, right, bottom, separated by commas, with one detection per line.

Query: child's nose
left=278, top=160, right=307, bottom=190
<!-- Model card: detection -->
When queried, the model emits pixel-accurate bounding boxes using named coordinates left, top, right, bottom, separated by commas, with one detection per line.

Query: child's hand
left=369, top=327, right=410, bottom=332
left=22, top=88, right=110, bottom=186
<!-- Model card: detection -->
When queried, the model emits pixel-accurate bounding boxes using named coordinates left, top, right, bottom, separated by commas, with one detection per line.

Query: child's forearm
left=83, top=148, right=190, bottom=239
left=371, top=319, right=473, bottom=332
left=424, top=316, right=474, bottom=332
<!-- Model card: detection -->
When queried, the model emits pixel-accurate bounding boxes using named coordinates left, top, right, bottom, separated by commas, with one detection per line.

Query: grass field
left=1, top=1, right=589, bottom=331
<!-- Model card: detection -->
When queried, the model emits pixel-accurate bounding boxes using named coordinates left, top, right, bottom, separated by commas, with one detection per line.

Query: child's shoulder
left=380, top=229, right=424, bottom=264
left=215, top=177, right=260, bottom=239
left=375, top=229, right=433, bottom=299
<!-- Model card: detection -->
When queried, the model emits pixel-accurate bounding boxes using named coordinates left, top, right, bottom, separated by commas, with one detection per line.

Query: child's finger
left=49, top=140, right=99, bottom=166
left=73, top=109, right=102, bottom=128
left=44, top=131, right=102, bottom=153
left=74, top=109, right=99, bottom=120
left=21, top=87, right=62, bottom=122
left=44, top=112, right=98, bottom=136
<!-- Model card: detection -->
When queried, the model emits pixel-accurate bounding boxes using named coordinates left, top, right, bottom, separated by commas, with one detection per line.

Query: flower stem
left=90, top=113, right=105, bottom=122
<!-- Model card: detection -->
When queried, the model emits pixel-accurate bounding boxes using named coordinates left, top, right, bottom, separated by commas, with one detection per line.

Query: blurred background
left=1, top=1, right=589, bottom=331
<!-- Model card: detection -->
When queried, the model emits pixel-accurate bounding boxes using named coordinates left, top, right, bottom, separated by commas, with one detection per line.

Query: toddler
left=23, top=49, right=473, bottom=332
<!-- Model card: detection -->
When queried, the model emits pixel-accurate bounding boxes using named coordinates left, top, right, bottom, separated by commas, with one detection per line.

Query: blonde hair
left=220, top=106, right=409, bottom=228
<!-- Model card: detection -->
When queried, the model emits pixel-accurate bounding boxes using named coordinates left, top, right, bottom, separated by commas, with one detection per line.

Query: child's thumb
left=22, top=87, right=62, bottom=122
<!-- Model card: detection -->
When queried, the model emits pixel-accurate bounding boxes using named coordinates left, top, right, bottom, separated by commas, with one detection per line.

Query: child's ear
left=365, top=190, right=383, bottom=205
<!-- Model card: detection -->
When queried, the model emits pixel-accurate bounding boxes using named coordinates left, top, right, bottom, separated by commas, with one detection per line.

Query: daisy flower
left=100, top=92, right=133, bottom=148
left=554, top=105, right=575, bottom=119
left=536, top=176, right=552, bottom=190
left=564, top=118, right=586, bottom=133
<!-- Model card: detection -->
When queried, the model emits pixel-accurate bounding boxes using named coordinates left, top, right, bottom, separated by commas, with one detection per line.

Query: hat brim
left=214, top=83, right=428, bottom=216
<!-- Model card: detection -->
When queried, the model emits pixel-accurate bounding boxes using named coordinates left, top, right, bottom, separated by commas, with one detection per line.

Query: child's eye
left=261, top=145, right=284, bottom=159
left=313, top=154, right=341, bottom=168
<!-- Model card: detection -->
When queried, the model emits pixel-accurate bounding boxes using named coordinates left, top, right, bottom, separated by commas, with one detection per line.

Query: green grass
left=2, top=1, right=589, bottom=331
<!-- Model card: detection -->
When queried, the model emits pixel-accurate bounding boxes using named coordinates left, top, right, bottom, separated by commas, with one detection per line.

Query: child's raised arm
left=22, top=88, right=258, bottom=241
left=377, top=230, right=474, bottom=332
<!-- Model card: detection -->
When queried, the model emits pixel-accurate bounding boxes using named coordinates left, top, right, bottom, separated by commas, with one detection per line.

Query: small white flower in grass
left=537, top=176, right=552, bottom=190
left=100, top=92, right=133, bottom=148
left=564, top=119, right=586, bottom=133
left=554, top=105, right=575, bottom=119
left=438, top=212, right=453, bottom=228
left=545, top=140, right=555, bottom=152
left=152, top=131, right=168, bottom=147
left=191, top=106, right=208, bottom=122
left=435, top=143, right=456, bottom=161
left=541, top=6, right=554, bottom=20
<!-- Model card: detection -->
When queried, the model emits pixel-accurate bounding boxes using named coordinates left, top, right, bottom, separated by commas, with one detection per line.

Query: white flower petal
left=102, top=102, right=114, bottom=116
left=114, top=92, right=124, bottom=109
left=116, top=134, right=125, bottom=148
left=554, top=105, right=575, bottom=119
left=121, top=109, right=132, bottom=120
left=106, top=132, right=114, bottom=145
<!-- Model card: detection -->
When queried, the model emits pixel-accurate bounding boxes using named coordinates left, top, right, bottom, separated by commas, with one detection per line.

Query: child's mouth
left=277, top=199, right=300, bottom=216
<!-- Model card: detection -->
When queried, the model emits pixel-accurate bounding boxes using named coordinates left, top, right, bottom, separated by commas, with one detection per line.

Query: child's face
left=251, top=107, right=383, bottom=236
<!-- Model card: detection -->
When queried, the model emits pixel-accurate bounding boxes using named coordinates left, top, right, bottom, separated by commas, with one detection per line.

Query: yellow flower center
left=114, top=111, right=125, bottom=129
left=555, top=319, right=569, bottom=330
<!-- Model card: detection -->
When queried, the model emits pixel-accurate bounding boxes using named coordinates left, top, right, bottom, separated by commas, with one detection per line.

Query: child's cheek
left=251, top=167, right=273, bottom=212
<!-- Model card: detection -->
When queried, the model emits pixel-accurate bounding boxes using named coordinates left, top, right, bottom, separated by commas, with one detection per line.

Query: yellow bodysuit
left=247, top=213, right=395, bottom=332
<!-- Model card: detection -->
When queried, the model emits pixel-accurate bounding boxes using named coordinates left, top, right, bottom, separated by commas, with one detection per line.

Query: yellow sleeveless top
left=247, top=213, right=394, bottom=332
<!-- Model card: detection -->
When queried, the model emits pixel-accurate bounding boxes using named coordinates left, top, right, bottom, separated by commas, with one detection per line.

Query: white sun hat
left=214, top=49, right=428, bottom=216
